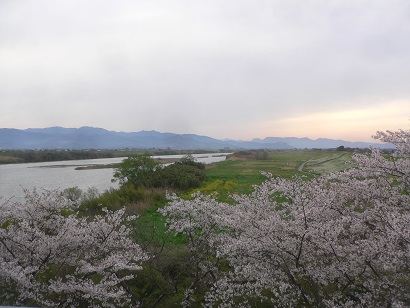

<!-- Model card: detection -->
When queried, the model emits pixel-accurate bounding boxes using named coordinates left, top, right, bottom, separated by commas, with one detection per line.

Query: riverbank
left=74, top=157, right=181, bottom=170
left=0, top=153, right=230, bottom=201
left=0, top=149, right=224, bottom=165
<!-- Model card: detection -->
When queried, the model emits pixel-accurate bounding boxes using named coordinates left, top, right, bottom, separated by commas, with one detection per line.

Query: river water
left=0, top=153, right=230, bottom=201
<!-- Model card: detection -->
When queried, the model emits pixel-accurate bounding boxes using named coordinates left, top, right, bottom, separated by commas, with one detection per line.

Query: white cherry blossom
left=162, top=127, right=410, bottom=307
left=0, top=189, right=147, bottom=307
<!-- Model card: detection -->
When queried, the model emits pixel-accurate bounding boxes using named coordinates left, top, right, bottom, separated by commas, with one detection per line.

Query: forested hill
left=0, top=126, right=392, bottom=150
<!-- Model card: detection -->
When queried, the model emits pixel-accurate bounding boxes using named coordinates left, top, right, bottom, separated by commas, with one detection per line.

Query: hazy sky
left=1, top=0, right=410, bottom=141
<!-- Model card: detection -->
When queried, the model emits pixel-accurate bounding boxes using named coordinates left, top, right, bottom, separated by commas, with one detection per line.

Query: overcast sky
left=1, top=0, right=410, bottom=142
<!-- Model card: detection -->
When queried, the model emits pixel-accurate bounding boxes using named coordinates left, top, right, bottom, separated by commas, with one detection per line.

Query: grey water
left=0, top=154, right=229, bottom=202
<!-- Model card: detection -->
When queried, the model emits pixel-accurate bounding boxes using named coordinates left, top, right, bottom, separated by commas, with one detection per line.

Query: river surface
left=0, top=153, right=230, bottom=201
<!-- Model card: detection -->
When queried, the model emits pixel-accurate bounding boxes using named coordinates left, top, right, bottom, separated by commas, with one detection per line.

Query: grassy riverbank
left=193, top=150, right=353, bottom=199
left=66, top=149, right=355, bottom=234
left=127, top=149, right=355, bottom=247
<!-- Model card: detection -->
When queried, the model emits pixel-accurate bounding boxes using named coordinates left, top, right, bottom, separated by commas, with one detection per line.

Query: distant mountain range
left=0, top=126, right=393, bottom=150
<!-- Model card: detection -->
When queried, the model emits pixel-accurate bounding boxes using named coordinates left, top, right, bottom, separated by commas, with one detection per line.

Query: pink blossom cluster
left=161, top=127, right=410, bottom=307
left=0, top=189, right=147, bottom=307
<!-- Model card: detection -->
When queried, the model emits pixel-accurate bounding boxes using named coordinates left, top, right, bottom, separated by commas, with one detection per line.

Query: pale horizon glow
left=254, top=100, right=410, bottom=142
left=1, top=0, right=410, bottom=142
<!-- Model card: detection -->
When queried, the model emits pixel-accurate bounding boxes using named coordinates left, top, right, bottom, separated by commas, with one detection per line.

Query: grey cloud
left=1, top=0, right=410, bottom=138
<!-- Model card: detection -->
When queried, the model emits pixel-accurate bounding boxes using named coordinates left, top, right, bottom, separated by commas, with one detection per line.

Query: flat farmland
left=198, top=150, right=354, bottom=199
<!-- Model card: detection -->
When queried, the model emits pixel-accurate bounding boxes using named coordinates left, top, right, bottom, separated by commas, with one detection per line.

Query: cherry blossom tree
left=162, top=127, right=410, bottom=307
left=0, top=189, right=147, bottom=307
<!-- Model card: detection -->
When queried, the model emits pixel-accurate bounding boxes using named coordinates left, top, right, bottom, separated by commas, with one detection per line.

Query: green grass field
left=304, top=152, right=353, bottom=174
left=191, top=150, right=354, bottom=200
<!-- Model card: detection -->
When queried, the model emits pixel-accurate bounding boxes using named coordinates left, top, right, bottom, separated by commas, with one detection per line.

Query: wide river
left=0, top=153, right=230, bottom=202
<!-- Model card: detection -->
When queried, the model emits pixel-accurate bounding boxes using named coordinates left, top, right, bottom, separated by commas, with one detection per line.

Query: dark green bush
left=155, top=164, right=205, bottom=190
left=112, top=155, right=159, bottom=188
left=112, top=154, right=205, bottom=191
left=78, top=184, right=166, bottom=216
